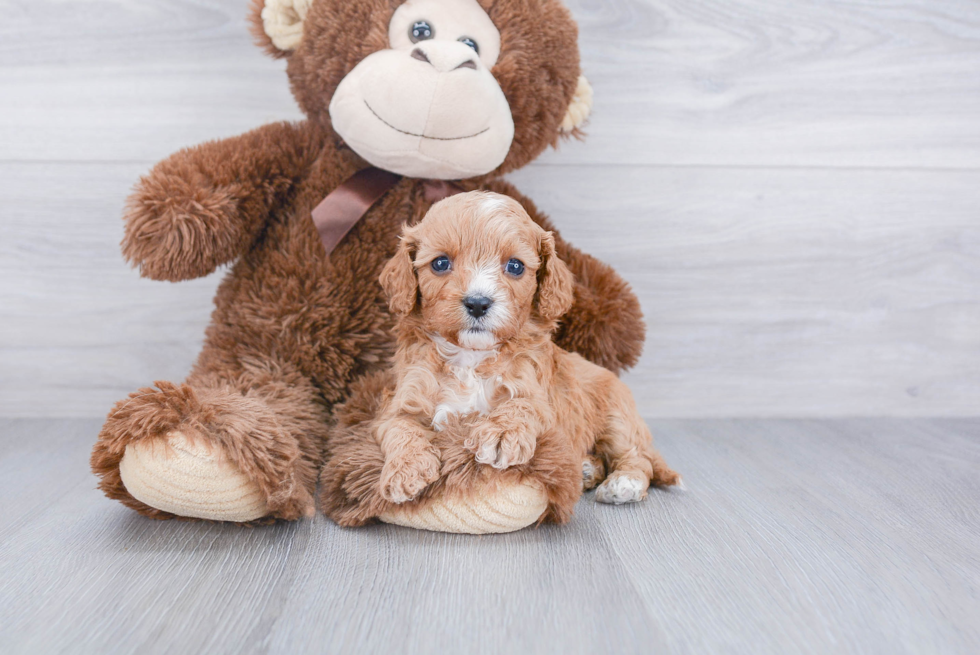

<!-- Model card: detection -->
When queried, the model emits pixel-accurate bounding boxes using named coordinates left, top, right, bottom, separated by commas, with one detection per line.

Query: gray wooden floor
left=1, top=418, right=978, bottom=654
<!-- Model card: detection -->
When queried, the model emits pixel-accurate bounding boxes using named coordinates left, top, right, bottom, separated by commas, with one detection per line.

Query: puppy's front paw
left=468, top=424, right=535, bottom=469
left=595, top=472, right=648, bottom=505
left=380, top=447, right=441, bottom=504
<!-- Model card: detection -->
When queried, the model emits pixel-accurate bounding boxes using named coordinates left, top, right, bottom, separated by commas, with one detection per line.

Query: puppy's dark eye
left=431, top=255, right=452, bottom=273
left=458, top=36, right=479, bottom=53
left=505, top=258, right=524, bottom=277
left=410, top=20, right=434, bottom=42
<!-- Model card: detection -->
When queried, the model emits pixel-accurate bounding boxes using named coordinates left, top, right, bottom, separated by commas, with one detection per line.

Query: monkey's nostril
left=411, top=48, right=431, bottom=64
left=463, top=295, right=493, bottom=319
left=455, top=60, right=477, bottom=70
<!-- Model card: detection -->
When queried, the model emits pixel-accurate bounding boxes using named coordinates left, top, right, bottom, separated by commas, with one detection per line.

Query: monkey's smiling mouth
left=364, top=101, right=490, bottom=141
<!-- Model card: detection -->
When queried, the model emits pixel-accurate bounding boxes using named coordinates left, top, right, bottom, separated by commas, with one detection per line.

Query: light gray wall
left=2, top=0, right=978, bottom=418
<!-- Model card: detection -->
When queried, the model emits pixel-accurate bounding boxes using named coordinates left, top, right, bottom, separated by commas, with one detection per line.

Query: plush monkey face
left=329, top=0, right=514, bottom=179
left=252, top=0, right=593, bottom=180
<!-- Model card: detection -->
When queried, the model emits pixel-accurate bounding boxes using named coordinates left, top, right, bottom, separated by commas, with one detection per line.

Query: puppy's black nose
left=463, top=295, right=493, bottom=319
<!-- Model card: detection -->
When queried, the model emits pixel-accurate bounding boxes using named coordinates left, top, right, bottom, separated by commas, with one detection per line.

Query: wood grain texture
left=1, top=0, right=979, bottom=417
left=509, top=165, right=980, bottom=416
left=1, top=418, right=978, bottom=654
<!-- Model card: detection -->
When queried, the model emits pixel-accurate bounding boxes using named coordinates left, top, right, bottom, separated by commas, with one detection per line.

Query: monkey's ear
left=559, top=75, right=593, bottom=134
left=249, top=0, right=313, bottom=57
left=536, top=232, right=575, bottom=322
left=380, top=232, right=420, bottom=315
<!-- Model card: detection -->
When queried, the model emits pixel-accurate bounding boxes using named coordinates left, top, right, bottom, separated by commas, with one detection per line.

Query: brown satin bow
left=311, top=167, right=464, bottom=256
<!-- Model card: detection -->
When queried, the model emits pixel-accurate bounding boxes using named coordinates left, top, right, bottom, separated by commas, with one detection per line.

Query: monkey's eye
left=410, top=20, right=434, bottom=43
left=458, top=36, right=479, bottom=53
left=431, top=255, right=452, bottom=273
left=505, top=258, right=524, bottom=277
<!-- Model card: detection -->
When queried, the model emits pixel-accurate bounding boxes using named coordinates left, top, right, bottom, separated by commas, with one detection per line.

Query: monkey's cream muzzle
left=329, top=40, right=514, bottom=179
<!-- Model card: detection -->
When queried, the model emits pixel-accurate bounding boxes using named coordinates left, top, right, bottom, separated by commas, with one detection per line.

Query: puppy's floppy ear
left=380, top=231, right=419, bottom=315
left=536, top=232, right=575, bottom=321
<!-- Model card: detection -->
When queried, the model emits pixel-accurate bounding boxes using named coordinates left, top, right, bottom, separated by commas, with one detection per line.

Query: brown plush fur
left=91, top=0, right=646, bottom=521
left=319, top=194, right=676, bottom=525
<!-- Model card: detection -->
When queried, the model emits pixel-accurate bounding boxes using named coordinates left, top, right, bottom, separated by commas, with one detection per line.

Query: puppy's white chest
left=430, top=339, right=499, bottom=431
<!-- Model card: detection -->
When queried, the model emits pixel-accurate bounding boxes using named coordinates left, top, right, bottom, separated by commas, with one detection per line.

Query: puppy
left=375, top=191, right=680, bottom=505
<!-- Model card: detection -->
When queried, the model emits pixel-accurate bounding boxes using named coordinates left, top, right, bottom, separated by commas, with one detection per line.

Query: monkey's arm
left=485, top=180, right=646, bottom=375
left=548, top=238, right=645, bottom=374
left=122, top=121, right=321, bottom=281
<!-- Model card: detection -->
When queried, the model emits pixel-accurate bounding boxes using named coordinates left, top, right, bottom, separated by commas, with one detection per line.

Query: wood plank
left=2, top=0, right=979, bottom=168
left=558, top=0, right=980, bottom=168
left=510, top=165, right=980, bottom=417
left=3, top=163, right=978, bottom=417
left=1, top=418, right=978, bottom=653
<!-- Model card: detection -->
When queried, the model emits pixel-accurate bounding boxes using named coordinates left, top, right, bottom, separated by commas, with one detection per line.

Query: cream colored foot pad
left=118, top=432, right=269, bottom=522
left=379, top=478, right=548, bottom=534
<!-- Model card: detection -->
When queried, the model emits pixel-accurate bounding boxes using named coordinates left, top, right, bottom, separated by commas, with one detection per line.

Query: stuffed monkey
left=91, top=0, right=646, bottom=531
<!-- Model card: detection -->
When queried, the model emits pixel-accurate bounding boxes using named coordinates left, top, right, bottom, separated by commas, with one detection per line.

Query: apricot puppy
left=375, top=192, right=679, bottom=505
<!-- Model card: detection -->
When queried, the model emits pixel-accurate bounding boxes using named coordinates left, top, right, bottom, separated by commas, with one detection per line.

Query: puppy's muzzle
left=463, top=295, right=493, bottom=319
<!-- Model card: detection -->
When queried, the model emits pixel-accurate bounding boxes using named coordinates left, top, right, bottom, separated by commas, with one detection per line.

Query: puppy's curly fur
left=320, top=193, right=678, bottom=525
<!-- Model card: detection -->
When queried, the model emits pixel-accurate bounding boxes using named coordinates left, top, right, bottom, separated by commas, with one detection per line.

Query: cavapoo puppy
left=374, top=191, right=679, bottom=506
